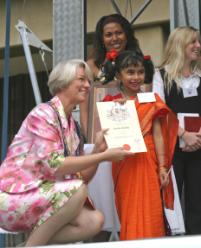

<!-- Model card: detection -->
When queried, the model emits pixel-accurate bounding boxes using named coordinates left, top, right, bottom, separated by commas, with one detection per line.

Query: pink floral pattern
left=0, top=96, right=83, bottom=232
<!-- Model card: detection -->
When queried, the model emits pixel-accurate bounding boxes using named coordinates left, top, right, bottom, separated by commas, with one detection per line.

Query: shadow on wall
left=0, top=71, right=51, bottom=160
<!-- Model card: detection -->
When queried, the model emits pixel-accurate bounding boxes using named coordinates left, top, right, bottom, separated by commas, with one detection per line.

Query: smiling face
left=185, top=31, right=201, bottom=63
left=102, top=22, right=127, bottom=53
left=66, top=66, right=90, bottom=104
left=118, top=63, right=145, bottom=97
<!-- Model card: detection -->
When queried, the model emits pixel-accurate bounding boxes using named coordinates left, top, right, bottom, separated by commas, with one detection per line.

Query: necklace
left=182, top=68, right=192, bottom=78
left=120, top=87, right=138, bottom=101
left=119, top=82, right=143, bottom=101
left=121, top=91, right=136, bottom=100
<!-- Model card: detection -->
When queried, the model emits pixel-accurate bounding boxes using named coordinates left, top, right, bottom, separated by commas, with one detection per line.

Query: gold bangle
left=158, top=166, right=168, bottom=172
left=159, top=164, right=167, bottom=167
left=76, top=172, right=83, bottom=179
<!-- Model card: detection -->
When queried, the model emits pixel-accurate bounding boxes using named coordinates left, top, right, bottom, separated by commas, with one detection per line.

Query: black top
left=160, top=69, right=201, bottom=158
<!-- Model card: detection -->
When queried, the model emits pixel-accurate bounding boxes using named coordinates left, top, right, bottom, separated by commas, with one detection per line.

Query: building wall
left=0, top=0, right=52, bottom=47
left=135, top=25, right=166, bottom=66
left=87, top=0, right=169, bottom=32
left=0, top=0, right=53, bottom=77
left=0, top=0, right=170, bottom=77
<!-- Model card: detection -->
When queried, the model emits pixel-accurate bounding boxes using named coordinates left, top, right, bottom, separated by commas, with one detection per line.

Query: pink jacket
left=0, top=96, right=80, bottom=193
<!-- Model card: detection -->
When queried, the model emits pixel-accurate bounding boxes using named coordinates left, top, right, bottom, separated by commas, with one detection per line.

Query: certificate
left=96, top=100, right=147, bottom=153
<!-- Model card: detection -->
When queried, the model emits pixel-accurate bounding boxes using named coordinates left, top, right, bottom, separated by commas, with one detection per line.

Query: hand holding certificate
left=96, top=100, right=147, bottom=153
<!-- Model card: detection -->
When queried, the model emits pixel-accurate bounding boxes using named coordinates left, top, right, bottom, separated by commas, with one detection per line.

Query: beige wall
left=0, top=0, right=170, bottom=77
left=0, top=0, right=52, bottom=48
left=0, top=0, right=52, bottom=77
left=135, top=26, right=166, bottom=66
left=0, top=53, right=53, bottom=77
left=87, top=0, right=169, bottom=32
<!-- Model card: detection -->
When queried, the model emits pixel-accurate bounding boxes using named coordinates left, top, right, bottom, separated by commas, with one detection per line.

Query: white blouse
left=152, top=68, right=201, bottom=102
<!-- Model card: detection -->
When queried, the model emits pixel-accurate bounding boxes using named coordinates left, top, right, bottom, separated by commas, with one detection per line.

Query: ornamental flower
left=144, top=55, right=151, bottom=60
left=106, top=49, right=118, bottom=61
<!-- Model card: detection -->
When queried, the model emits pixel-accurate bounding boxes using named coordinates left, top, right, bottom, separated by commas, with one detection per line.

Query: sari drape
left=105, top=93, right=178, bottom=240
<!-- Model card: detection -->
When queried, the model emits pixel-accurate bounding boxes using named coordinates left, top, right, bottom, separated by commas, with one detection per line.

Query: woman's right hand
left=93, top=129, right=108, bottom=153
left=182, top=129, right=201, bottom=152
left=113, top=98, right=127, bottom=105
left=159, top=167, right=169, bottom=188
left=103, top=147, right=133, bottom=161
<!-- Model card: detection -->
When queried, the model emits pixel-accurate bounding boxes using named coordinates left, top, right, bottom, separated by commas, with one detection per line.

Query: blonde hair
left=48, top=59, right=93, bottom=96
left=160, top=26, right=201, bottom=92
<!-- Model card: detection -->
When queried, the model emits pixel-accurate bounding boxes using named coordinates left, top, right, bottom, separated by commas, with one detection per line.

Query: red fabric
left=104, top=93, right=178, bottom=240
left=184, top=116, right=201, bottom=132
left=103, top=93, right=122, bottom=102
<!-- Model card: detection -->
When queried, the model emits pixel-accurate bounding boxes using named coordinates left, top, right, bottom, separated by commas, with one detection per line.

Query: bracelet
left=180, top=130, right=186, bottom=139
left=159, top=165, right=167, bottom=169
left=158, top=166, right=168, bottom=172
left=159, top=164, right=167, bottom=167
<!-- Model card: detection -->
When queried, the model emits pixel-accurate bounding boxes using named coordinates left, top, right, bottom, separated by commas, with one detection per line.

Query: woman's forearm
left=178, top=126, right=185, bottom=138
left=153, top=119, right=167, bottom=167
left=79, top=97, right=89, bottom=138
left=55, top=152, right=106, bottom=178
left=81, top=165, right=99, bottom=183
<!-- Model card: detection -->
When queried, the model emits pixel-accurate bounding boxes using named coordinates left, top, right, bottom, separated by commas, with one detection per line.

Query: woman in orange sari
left=103, top=51, right=178, bottom=240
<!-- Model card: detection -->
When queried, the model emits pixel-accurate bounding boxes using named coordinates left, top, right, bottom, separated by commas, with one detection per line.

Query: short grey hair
left=47, top=59, right=93, bottom=96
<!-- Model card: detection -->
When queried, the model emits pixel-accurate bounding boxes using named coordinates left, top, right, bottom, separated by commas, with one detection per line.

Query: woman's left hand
left=159, top=167, right=169, bottom=188
left=93, top=129, right=108, bottom=153
left=182, top=128, right=201, bottom=152
left=113, top=98, right=127, bottom=105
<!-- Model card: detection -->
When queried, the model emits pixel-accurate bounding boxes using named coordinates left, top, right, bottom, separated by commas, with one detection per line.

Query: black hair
left=103, top=50, right=154, bottom=85
left=92, top=14, right=142, bottom=68
left=144, top=57, right=155, bottom=85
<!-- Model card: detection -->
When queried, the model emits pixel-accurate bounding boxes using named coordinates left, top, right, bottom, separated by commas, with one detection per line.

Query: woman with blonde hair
left=153, top=26, right=201, bottom=234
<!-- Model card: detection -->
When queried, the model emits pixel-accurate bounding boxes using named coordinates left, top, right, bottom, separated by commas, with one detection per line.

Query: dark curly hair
left=92, top=14, right=143, bottom=69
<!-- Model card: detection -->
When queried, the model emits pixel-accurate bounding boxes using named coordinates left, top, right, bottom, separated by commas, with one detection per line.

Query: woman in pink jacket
left=0, top=59, right=131, bottom=247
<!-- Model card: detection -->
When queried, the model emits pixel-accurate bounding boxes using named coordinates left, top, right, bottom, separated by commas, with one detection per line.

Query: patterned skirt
left=0, top=179, right=83, bottom=232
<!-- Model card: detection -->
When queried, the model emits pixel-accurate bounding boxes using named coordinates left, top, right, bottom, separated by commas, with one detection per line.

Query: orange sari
left=106, top=93, right=178, bottom=240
